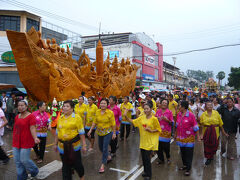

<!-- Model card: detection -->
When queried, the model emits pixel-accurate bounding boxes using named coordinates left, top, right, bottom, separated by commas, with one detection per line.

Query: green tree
left=206, top=71, right=214, bottom=79
left=216, top=71, right=225, bottom=86
left=186, top=69, right=212, bottom=82
left=228, top=67, right=240, bottom=89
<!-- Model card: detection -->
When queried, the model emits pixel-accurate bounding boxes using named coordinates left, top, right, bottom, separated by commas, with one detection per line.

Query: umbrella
left=142, top=89, right=151, bottom=93
left=158, top=89, right=169, bottom=92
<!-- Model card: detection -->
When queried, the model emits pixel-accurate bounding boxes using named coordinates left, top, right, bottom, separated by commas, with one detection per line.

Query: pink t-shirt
left=108, top=105, right=122, bottom=128
left=235, top=104, right=240, bottom=110
left=176, top=110, right=199, bottom=147
left=0, top=108, right=5, bottom=136
left=155, top=109, right=174, bottom=142
left=32, top=110, right=49, bottom=137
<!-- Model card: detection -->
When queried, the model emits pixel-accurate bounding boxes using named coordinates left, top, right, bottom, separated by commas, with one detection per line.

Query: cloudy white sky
left=1, top=0, right=240, bottom=84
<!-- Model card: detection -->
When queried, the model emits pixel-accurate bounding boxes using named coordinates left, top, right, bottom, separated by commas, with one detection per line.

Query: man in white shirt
left=0, top=92, right=8, bottom=112
left=81, top=91, right=88, bottom=105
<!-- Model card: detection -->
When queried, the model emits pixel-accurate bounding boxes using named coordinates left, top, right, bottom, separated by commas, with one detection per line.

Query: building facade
left=0, top=10, right=82, bottom=88
left=81, top=32, right=164, bottom=87
left=163, top=61, right=190, bottom=89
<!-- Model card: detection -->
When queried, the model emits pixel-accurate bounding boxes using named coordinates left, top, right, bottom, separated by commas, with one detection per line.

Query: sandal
left=228, top=157, right=234, bottom=160
left=37, top=159, right=43, bottom=164
left=98, top=167, right=105, bottom=173
left=107, top=156, right=112, bottom=163
left=88, top=148, right=93, bottom=152
left=156, top=160, right=164, bottom=165
left=184, top=171, right=190, bottom=176
left=179, top=166, right=187, bottom=171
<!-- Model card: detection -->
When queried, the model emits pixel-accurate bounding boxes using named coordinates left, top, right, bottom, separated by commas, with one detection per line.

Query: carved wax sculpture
left=6, top=27, right=140, bottom=102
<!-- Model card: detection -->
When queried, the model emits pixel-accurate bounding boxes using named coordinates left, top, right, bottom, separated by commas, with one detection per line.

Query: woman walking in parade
left=12, top=100, right=39, bottom=180
left=175, top=100, right=200, bottom=176
left=197, top=99, right=205, bottom=122
left=120, top=96, right=133, bottom=141
left=189, top=99, right=198, bottom=118
left=200, top=101, right=228, bottom=165
left=54, top=100, right=86, bottom=180
left=88, top=98, right=116, bottom=173
left=32, top=101, right=49, bottom=164
left=85, top=97, right=98, bottom=151
left=124, top=101, right=161, bottom=180
left=0, top=101, right=9, bottom=164
left=75, top=96, right=88, bottom=126
left=108, top=96, right=122, bottom=157
left=155, top=99, right=174, bottom=164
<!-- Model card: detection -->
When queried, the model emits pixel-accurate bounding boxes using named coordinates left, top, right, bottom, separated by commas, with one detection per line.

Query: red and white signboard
left=144, top=53, right=155, bottom=65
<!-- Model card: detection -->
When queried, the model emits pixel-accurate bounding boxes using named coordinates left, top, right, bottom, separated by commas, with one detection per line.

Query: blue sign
left=109, top=51, right=119, bottom=59
left=142, top=74, right=155, bottom=81
left=104, top=51, right=119, bottom=60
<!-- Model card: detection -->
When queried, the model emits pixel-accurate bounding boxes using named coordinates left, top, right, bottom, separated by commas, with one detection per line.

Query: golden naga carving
left=6, top=27, right=140, bottom=102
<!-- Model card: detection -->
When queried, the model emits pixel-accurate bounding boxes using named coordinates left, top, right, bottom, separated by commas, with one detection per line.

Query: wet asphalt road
left=0, top=128, right=240, bottom=180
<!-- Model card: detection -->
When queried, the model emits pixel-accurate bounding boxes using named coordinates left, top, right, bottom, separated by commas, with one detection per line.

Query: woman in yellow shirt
left=124, top=100, right=161, bottom=180
left=120, top=96, right=133, bottom=141
left=85, top=97, right=98, bottom=151
left=54, top=100, right=87, bottom=180
left=200, top=101, right=228, bottom=166
left=74, top=96, right=88, bottom=125
left=136, top=99, right=146, bottom=117
left=88, top=98, right=116, bottom=173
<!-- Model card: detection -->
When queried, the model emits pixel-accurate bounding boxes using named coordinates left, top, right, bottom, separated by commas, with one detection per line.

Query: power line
left=0, top=0, right=100, bottom=31
left=87, top=43, right=240, bottom=60
left=0, top=42, right=239, bottom=58
left=158, top=23, right=240, bottom=39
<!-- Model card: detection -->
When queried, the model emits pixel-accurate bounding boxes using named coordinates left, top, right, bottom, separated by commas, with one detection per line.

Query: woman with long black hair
left=124, top=101, right=161, bottom=180
left=32, top=101, right=49, bottom=163
left=108, top=96, right=122, bottom=157
left=54, top=100, right=87, bottom=180
left=88, top=98, right=116, bottom=173
left=12, top=100, right=40, bottom=180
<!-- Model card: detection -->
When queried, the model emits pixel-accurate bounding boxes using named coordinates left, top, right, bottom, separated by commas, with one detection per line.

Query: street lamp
left=172, top=57, right=176, bottom=90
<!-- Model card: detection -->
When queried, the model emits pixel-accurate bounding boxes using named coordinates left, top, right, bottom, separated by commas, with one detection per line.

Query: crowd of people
left=0, top=89, right=240, bottom=180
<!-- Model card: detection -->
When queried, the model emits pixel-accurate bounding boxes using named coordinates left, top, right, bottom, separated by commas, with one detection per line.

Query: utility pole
left=172, top=57, right=176, bottom=90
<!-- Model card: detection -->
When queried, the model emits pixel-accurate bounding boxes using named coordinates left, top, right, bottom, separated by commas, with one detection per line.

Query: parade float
left=204, top=78, right=218, bottom=92
left=6, top=27, right=140, bottom=102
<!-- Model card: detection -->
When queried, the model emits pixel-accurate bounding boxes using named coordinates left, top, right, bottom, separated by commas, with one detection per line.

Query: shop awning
left=17, top=88, right=27, bottom=94
left=0, top=83, right=16, bottom=90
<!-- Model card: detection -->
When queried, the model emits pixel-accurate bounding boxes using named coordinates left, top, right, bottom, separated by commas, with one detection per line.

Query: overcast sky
left=1, top=0, right=240, bottom=84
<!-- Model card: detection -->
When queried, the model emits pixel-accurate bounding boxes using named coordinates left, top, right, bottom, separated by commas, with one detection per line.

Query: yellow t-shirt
left=152, top=99, right=157, bottom=112
left=57, top=113, right=84, bottom=141
left=200, top=110, right=223, bottom=138
left=94, top=109, right=116, bottom=136
left=120, top=102, right=133, bottom=123
left=85, top=104, right=98, bottom=128
left=74, top=103, right=88, bottom=122
left=169, top=100, right=178, bottom=116
left=133, top=115, right=161, bottom=151
left=137, top=107, right=144, bottom=117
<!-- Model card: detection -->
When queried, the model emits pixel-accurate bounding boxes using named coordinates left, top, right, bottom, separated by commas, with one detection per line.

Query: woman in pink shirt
left=235, top=97, right=240, bottom=110
left=108, top=96, right=122, bottom=157
left=32, top=102, right=50, bottom=163
left=175, top=100, right=200, bottom=176
left=155, top=99, right=174, bottom=164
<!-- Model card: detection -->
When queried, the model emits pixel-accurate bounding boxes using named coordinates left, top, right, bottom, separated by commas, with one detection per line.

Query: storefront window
left=155, top=55, right=158, bottom=66
left=133, top=62, right=142, bottom=77
left=155, top=69, right=159, bottom=80
left=0, top=15, right=20, bottom=31
left=27, top=18, right=39, bottom=31
left=132, top=44, right=143, bottom=60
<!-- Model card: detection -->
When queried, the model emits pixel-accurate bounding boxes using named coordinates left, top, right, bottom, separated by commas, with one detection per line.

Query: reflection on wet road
left=0, top=129, right=239, bottom=180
